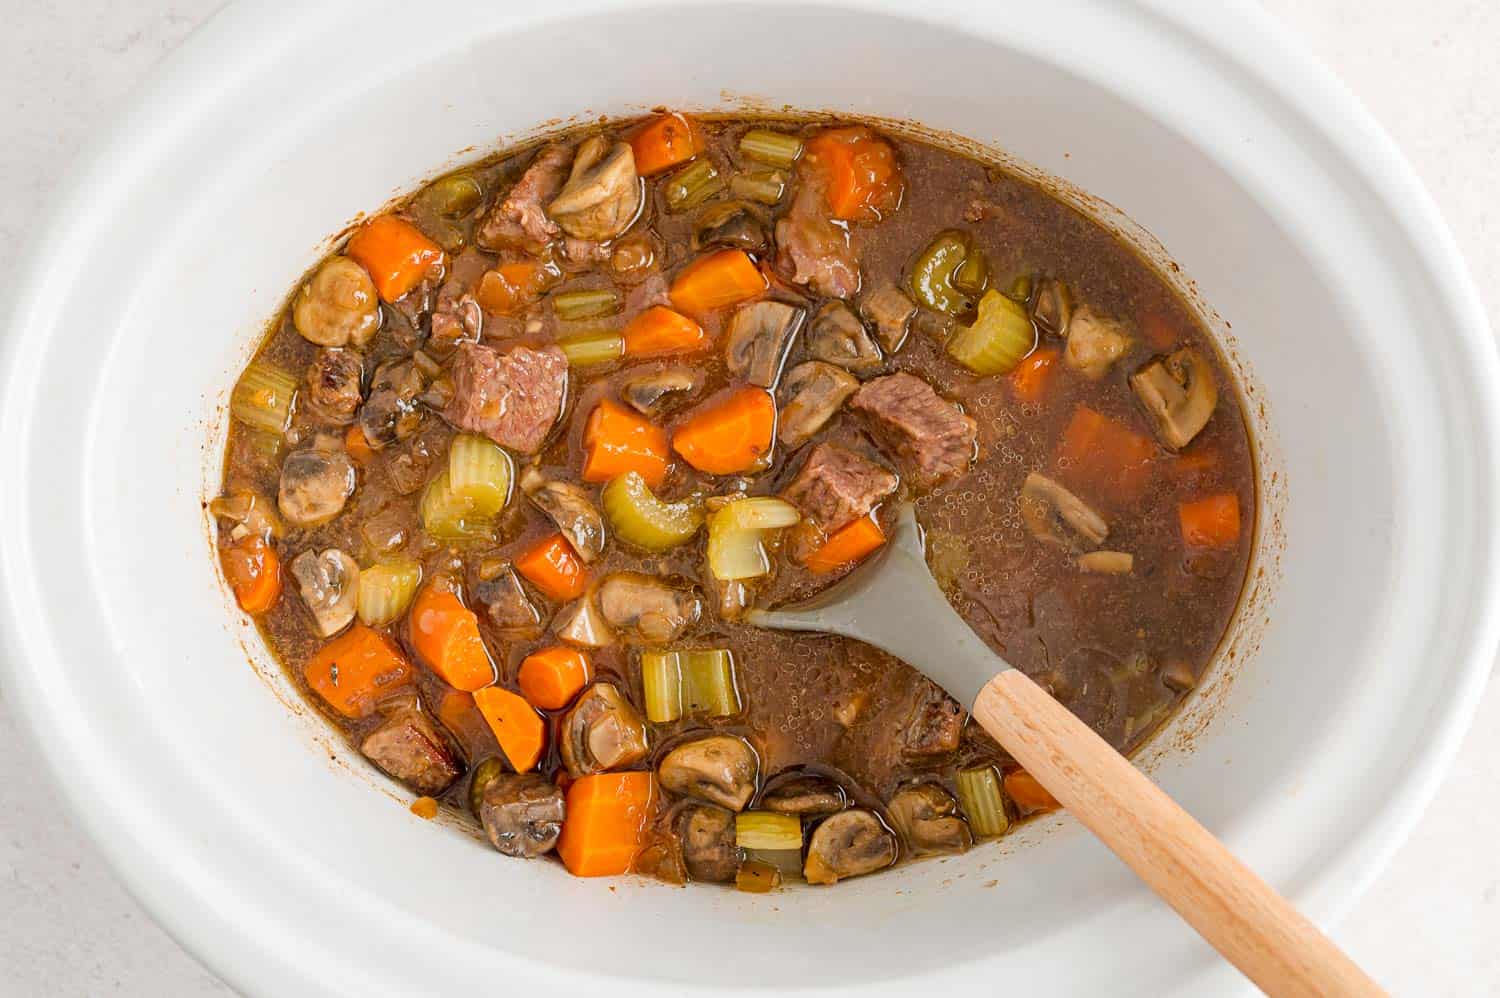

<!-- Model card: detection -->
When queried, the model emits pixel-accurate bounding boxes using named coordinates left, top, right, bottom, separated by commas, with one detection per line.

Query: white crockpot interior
left=3, top=2, right=1498, bottom=996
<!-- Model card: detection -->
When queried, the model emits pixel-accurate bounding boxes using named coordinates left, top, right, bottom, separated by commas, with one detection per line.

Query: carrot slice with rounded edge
left=1179, top=493, right=1241, bottom=550
left=304, top=624, right=413, bottom=718
left=557, top=772, right=658, bottom=877
left=803, top=514, right=886, bottom=574
left=629, top=112, right=706, bottom=177
left=221, top=535, right=282, bottom=614
left=515, top=533, right=589, bottom=602
left=345, top=215, right=445, bottom=303
left=1009, top=347, right=1060, bottom=406
left=668, top=250, right=767, bottom=315
left=473, top=686, right=546, bottom=772
left=518, top=646, right=592, bottom=710
left=803, top=127, right=904, bottom=222
left=408, top=586, right=494, bottom=691
left=475, top=260, right=554, bottom=314
left=581, top=399, right=671, bottom=488
left=1004, top=769, right=1060, bottom=815
left=622, top=305, right=707, bottom=357
left=672, top=387, right=776, bottom=475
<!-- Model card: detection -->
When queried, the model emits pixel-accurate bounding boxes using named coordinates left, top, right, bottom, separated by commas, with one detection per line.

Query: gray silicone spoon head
left=747, top=503, right=1008, bottom=708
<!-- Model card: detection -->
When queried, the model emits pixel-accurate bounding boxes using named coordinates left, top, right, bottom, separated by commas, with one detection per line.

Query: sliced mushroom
left=778, top=361, right=859, bottom=450
left=596, top=573, right=701, bottom=644
left=209, top=489, right=284, bottom=542
left=1019, top=472, right=1108, bottom=549
left=1062, top=305, right=1132, bottom=381
left=559, top=683, right=649, bottom=777
left=693, top=200, right=769, bottom=253
left=473, top=563, right=542, bottom=635
left=520, top=467, right=606, bottom=563
left=358, top=358, right=427, bottom=449
left=478, top=772, right=565, bottom=858
left=805, top=301, right=882, bottom=374
left=546, top=136, right=642, bottom=242
left=759, top=773, right=846, bottom=818
left=277, top=441, right=356, bottom=527
left=658, top=735, right=758, bottom=811
left=679, top=803, right=740, bottom=883
left=886, top=783, right=971, bottom=857
left=1129, top=347, right=1218, bottom=450
left=288, top=548, right=360, bottom=636
left=1032, top=277, right=1073, bottom=336
left=552, top=594, right=615, bottom=648
left=858, top=282, right=916, bottom=353
left=725, top=301, right=805, bottom=389
left=620, top=366, right=702, bottom=415
left=1078, top=550, right=1134, bottom=574
left=804, top=809, right=897, bottom=885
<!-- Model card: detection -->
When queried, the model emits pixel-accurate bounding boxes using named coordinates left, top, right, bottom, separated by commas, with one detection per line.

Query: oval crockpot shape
left=1, top=2, right=1497, bottom=997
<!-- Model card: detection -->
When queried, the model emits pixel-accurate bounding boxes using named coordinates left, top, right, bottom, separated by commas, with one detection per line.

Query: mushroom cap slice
left=552, top=593, right=615, bottom=648
left=1031, top=277, right=1073, bottom=336
left=658, top=735, right=759, bottom=811
left=546, top=136, right=643, bottom=242
left=886, top=783, right=972, bottom=857
left=288, top=548, right=360, bottom=637
left=693, top=200, right=769, bottom=253
left=678, top=803, right=740, bottom=883
left=1129, top=347, right=1218, bottom=450
left=621, top=366, right=702, bottom=415
left=1062, top=305, right=1132, bottom=381
left=725, top=300, right=805, bottom=389
left=559, top=683, right=649, bottom=777
left=805, top=301, right=882, bottom=374
left=478, top=772, right=565, bottom=858
left=596, top=573, right=701, bottom=644
left=277, top=444, right=356, bottom=527
left=778, top=361, right=860, bottom=450
left=804, top=809, right=897, bottom=885
left=521, top=467, right=606, bottom=563
left=759, top=773, right=846, bottom=818
left=1019, top=472, right=1108, bottom=549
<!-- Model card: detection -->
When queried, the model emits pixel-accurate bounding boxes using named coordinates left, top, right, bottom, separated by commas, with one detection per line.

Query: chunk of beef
left=858, top=283, right=916, bottom=352
left=443, top=342, right=568, bottom=454
left=428, top=248, right=489, bottom=352
left=360, top=707, right=462, bottom=795
left=851, top=373, right=977, bottom=483
left=776, top=176, right=859, bottom=298
left=304, top=348, right=364, bottom=424
left=473, top=563, right=542, bottom=635
left=623, top=271, right=670, bottom=313
left=903, top=682, right=964, bottom=760
left=781, top=442, right=897, bottom=533
left=474, top=143, right=570, bottom=252
left=1063, top=305, right=1132, bottom=381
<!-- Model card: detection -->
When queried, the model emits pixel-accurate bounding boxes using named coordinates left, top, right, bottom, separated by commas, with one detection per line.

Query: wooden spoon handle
left=972, top=669, right=1385, bottom=998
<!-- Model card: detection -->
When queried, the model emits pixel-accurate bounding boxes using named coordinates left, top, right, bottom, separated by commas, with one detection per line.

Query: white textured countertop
left=1, top=2, right=1496, bottom=994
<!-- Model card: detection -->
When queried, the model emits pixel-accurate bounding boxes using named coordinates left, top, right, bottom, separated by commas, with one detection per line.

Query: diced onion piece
left=231, top=360, right=298, bottom=434
left=707, top=507, right=772, bottom=581
left=947, top=290, right=1036, bottom=375
left=447, top=433, right=512, bottom=517
left=663, top=159, right=724, bottom=212
left=718, top=496, right=800, bottom=531
left=956, top=765, right=1010, bottom=839
left=729, top=170, right=787, bottom=205
left=738, top=129, right=804, bottom=169
left=681, top=649, right=740, bottom=717
left=552, top=287, right=622, bottom=321
left=640, top=650, right=684, bottom=723
left=736, top=811, right=803, bottom=851
left=356, top=560, right=422, bottom=627
left=735, top=859, right=783, bottom=893
left=601, top=471, right=704, bottom=552
left=420, top=468, right=493, bottom=542
left=558, top=329, right=625, bottom=368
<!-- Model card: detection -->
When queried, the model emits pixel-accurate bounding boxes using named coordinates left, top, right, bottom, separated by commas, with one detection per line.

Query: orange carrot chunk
left=345, top=215, right=445, bottom=303
left=1009, top=347, right=1061, bottom=406
left=802, top=127, right=904, bottom=222
left=304, top=624, right=413, bottom=718
left=672, top=387, right=776, bottom=475
left=515, top=533, right=589, bottom=603
left=803, top=514, right=887, bottom=574
left=1179, top=493, right=1242, bottom=550
left=581, top=399, right=671, bottom=488
left=408, top=586, right=495, bottom=691
left=1054, top=405, right=1158, bottom=500
left=518, top=646, right=592, bottom=710
left=474, top=260, right=555, bottom=314
left=473, top=685, right=546, bottom=772
left=668, top=250, right=768, bottom=315
left=629, top=112, right=706, bottom=177
left=557, top=772, right=658, bottom=877
left=221, top=535, right=282, bottom=615
left=434, top=688, right=493, bottom=757
left=344, top=424, right=376, bottom=465
left=1004, top=769, right=1061, bottom=815
left=622, top=305, right=707, bottom=357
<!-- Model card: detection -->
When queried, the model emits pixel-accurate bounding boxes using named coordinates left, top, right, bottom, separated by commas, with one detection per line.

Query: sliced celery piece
left=681, top=649, right=740, bottom=717
left=663, top=159, right=724, bottom=212
left=356, top=559, right=422, bottom=627
left=420, top=468, right=493, bottom=542
left=947, top=290, right=1036, bottom=376
left=420, top=173, right=483, bottom=219
left=552, top=287, right=621, bottom=321
left=736, top=811, right=803, bottom=851
left=956, top=765, right=1010, bottom=839
left=705, top=497, right=800, bottom=581
left=447, top=433, right=512, bottom=517
left=718, top=496, right=800, bottom=531
left=601, top=471, right=703, bottom=552
left=729, top=170, right=787, bottom=205
left=231, top=360, right=297, bottom=434
left=558, top=329, right=624, bottom=368
left=640, top=650, right=684, bottom=723
left=738, top=129, right=803, bottom=169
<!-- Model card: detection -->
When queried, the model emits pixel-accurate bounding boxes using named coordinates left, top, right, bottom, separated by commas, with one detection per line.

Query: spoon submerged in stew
left=750, top=505, right=1384, bottom=998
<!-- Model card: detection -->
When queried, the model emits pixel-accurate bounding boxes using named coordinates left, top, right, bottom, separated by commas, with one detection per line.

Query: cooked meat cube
left=623, top=270, right=670, bottom=313
left=903, top=682, right=964, bottom=760
left=277, top=441, right=356, bottom=527
left=473, top=564, right=541, bottom=635
left=304, top=348, right=364, bottom=424
left=381, top=426, right=442, bottom=496
left=427, top=249, right=488, bottom=352
left=358, top=358, right=426, bottom=449
left=478, top=772, right=565, bottom=858
left=620, top=366, right=701, bottom=415
left=596, top=573, right=701, bottom=644
left=288, top=548, right=359, bottom=636
left=559, top=683, right=649, bottom=777
left=474, top=143, right=570, bottom=252
left=887, top=783, right=971, bottom=856
left=805, top=301, right=881, bottom=374
left=778, top=361, right=859, bottom=450
left=1063, top=305, right=1132, bottom=380
left=725, top=301, right=804, bottom=389
left=360, top=707, right=462, bottom=796
left=546, top=136, right=642, bottom=242
left=679, top=803, right=740, bottom=883
left=776, top=176, right=860, bottom=298
left=859, top=283, right=916, bottom=352
left=658, top=735, right=758, bottom=811
left=781, top=442, right=897, bottom=532
left=443, top=342, right=568, bottom=454
left=804, top=809, right=896, bottom=885
left=851, top=372, right=977, bottom=483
